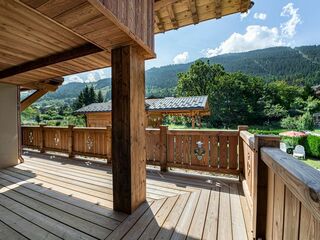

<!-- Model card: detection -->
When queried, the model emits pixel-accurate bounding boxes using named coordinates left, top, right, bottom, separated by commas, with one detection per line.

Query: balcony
left=0, top=126, right=319, bottom=239
left=0, top=151, right=250, bottom=239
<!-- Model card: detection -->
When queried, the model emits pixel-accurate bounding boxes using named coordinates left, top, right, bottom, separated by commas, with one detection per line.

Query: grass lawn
left=302, top=158, right=320, bottom=170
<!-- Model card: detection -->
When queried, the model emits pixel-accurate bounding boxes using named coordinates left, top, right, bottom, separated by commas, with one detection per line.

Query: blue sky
left=66, top=0, right=320, bottom=83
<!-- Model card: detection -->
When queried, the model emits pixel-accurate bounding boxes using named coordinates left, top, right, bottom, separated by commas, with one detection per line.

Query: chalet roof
left=75, top=96, right=209, bottom=114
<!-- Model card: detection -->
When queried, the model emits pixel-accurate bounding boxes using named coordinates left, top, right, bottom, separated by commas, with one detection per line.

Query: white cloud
left=240, top=11, right=250, bottom=21
left=202, top=3, right=301, bottom=58
left=280, top=3, right=301, bottom=38
left=253, top=13, right=267, bottom=20
left=202, top=25, right=284, bottom=57
left=173, top=52, right=189, bottom=64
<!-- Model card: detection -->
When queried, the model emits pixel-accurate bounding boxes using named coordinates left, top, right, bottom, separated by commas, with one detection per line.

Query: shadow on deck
left=0, top=152, right=251, bottom=240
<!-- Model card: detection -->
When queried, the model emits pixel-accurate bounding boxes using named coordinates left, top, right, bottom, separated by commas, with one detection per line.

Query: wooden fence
left=22, top=125, right=245, bottom=175
left=239, top=130, right=320, bottom=240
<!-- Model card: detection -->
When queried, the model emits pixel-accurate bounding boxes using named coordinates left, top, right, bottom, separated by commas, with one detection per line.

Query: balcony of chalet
left=0, top=0, right=319, bottom=239
left=0, top=150, right=249, bottom=240
left=0, top=125, right=319, bottom=240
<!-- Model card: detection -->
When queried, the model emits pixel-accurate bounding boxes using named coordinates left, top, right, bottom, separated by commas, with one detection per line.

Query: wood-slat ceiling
left=154, top=0, right=252, bottom=33
left=0, top=0, right=252, bottom=86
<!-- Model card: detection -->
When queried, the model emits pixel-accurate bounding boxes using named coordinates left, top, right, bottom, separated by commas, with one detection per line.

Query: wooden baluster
left=159, top=125, right=168, bottom=172
left=238, top=125, right=248, bottom=172
left=67, top=125, right=74, bottom=158
left=39, top=124, right=45, bottom=153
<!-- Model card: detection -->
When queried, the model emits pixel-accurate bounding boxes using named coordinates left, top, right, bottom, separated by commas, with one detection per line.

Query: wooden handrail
left=261, top=147, right=320, bottom=220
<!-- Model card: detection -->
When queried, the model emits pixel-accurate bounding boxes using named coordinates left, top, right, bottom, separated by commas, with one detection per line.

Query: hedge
left=301, top=135, right=320, bottom=158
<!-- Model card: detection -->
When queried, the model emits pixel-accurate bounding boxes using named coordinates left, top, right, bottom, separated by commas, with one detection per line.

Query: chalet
left=75, top=96, right=210, bottom=128
left=1, top=1, right=319, bottom=239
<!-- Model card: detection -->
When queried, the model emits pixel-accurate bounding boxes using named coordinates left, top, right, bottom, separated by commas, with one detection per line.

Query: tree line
left=176, top=60, right=320, bottom=129
left=73, top=85, right=104, bottom=110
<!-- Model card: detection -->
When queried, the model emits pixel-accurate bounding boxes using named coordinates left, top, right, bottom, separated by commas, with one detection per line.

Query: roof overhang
left=0, top=0, right=253, bottom=88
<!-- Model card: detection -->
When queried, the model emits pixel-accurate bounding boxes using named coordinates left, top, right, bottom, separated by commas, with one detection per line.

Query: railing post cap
left=238, top=125, right=249, bottom=131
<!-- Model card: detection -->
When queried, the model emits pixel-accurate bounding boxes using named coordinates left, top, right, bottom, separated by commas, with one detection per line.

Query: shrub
left=280, top=116, right=298, bottom=129
left=301, top=135, right=320, bottom=158
left=297, top=112, right=314, bottom=131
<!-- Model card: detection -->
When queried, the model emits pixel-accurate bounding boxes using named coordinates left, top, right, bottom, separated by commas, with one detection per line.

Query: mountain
left=41, top=45, right=320, bottom=102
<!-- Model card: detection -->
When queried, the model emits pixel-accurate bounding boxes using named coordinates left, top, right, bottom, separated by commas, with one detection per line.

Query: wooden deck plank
left=0, top=221, right=27, bottom=240
left=0, top=170, right=126, bottom=221
left=0, top=154, right=249, bottom=240
left=187, top=189, right=210, bottom=239
left=0, top=177, right=120, bottom=230
left=171, top=191, right=201, bottom=240
left=0, top=194, right=96, bottom=240
left=122, top=198, right=166, bottom=240
left=217, top=184, right=232, bottom=240
left=139, top=195, right=179, bottom=239
left=105, top=201, right=153, bottom=240
left=202, top=186, right=220, bottom=240
left=230, top=183, right=248, bottom=240
left=0, top=182, right=111, bottom=239
left=0, top=205, right=61, bottom=240
left=155, top=193, right=190, bottom=240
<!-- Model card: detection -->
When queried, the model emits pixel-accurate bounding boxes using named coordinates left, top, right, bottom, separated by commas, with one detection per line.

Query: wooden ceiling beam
left=21, top=89, right=48, bottom=111
left=155, top=11, right=165, bottom=32
left=154, top=0, right=181, bottom=11
left=166, top=4, right=179, bottom=29
left=0, top=43, right=102, bottom=79
left=215, top=0, right=222, bottom=19
left=189, top=0, right=199, bottom=24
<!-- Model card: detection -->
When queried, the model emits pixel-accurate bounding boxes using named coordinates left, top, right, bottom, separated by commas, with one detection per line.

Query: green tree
left=176, top=60, right=225, bottom=96
left=35, top=114, right=41, bottom=124
left=209, top=72, right=264, bottom=127
left=97, top=90, right=104, bottom=103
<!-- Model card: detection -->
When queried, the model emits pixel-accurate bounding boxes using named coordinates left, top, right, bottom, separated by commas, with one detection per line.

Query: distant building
left=75, top=96, right=210, bottom=128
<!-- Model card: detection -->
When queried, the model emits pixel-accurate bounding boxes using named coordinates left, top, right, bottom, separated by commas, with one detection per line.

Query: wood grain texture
left=111, top=45, right=146, bottom=213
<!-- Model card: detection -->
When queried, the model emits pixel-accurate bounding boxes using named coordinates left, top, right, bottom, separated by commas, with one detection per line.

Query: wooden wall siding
left=99, top=0, right=155, bottom=51
left=166, top=130, right=240, bottom=174
left=87, top=112, right=112, bottom=127
left=154, top=0, right=252, bottom=33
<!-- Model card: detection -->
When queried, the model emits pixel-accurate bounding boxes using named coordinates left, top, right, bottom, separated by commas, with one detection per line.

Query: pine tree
left=83, top=85, right=90, bottom=106
left=89, top=86, right=96, bottom=103
left=97, top=90, right=104, bottom=103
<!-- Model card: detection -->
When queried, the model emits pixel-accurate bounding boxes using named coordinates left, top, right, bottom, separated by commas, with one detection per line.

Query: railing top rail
left=261, top=147, right=320, bottom=221
left=73, top=127, right=109, bottom=130
left=167, top=129, right=239, bottom=136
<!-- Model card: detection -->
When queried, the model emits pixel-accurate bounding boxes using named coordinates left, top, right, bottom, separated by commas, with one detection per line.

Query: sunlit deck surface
left=0, top=152, right=251, bottom=240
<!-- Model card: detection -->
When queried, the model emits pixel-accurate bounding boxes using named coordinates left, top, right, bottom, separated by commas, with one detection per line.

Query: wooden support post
left=67, top=125, right=74, bottom=158
left=159, top=125, right=168, bottom=172
left=39, top=124, right=45, bottom=153
left=191, top=115, right=195, bottom=129
left=253, top=135, right=280, bottom=239
left=238, top=125, right=249, bottom=173
left=111, top=45, right=146, bottom=214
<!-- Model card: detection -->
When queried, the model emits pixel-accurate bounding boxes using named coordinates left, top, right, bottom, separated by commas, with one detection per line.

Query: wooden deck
left=0, top=152, right=251, bottom=240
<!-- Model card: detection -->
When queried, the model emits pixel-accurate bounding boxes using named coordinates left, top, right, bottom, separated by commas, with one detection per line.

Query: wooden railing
left=22, top=125, right=244, bottom=175
left=22, top=125, right=112, bottom=161
left=239, top=130, right=320, bottom=240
